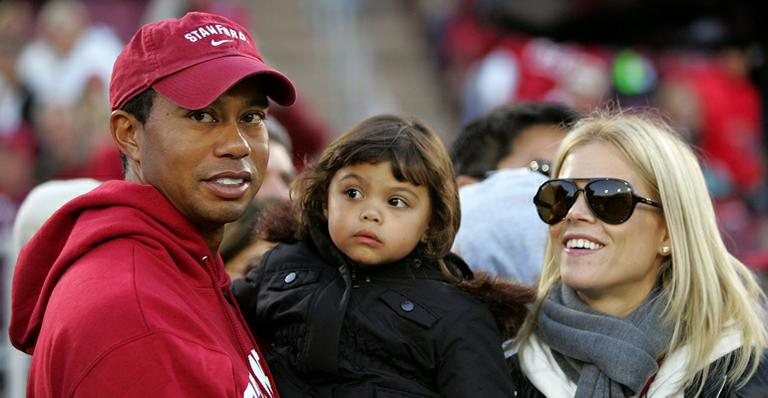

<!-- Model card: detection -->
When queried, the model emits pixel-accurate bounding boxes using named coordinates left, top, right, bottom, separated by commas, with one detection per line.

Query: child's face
left=326, top=161, right=431, bottom=266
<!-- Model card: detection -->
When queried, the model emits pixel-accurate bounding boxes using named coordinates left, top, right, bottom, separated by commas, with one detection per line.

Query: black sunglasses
left=533, top=178, right=662, bottom=225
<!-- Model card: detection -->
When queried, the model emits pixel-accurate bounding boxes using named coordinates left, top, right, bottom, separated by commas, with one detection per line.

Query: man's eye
left=345, top=188, right=362, bottom=199
left=190, top=111, right=215, bottom=122
left=243, top=111, right=266, bottom=124
left=389, top=197, right=408, bottom=208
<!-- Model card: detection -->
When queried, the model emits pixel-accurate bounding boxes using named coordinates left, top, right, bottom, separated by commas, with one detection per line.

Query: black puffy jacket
left=233, top=227, right=516, bottom=397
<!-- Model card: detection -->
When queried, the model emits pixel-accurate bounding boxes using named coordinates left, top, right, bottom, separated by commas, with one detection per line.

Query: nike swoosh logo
left=211, top=39, right=234, bottom=46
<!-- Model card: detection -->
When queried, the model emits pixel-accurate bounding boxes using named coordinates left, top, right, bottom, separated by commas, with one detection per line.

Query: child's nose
left=360, top=208, right=381, bottom=223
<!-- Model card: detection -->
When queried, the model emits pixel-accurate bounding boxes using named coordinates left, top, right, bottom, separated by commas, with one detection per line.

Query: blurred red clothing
left=0, top=126, right=36, bottom=202
left=688, top=62, right=763, bottom=195
left=49, top=144, right=123, bottom=182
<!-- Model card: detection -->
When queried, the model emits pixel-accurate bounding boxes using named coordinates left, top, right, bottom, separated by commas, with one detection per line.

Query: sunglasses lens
left=586, top=179, right=635, bottom=224
left=534, top=180, right=577, bottom=224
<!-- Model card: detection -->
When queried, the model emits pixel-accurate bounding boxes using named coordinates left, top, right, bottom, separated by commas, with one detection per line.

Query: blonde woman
left=509, top=111, right=768, bottom=397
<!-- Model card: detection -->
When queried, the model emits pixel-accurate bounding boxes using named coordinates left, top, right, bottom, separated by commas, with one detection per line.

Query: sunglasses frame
left=533, top=178, right=663, bottom=225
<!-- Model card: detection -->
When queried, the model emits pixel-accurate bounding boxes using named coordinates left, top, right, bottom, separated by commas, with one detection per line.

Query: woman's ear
left=110, top=110, right=142, bottom=163
left=657, top=226, right=671, bottom=257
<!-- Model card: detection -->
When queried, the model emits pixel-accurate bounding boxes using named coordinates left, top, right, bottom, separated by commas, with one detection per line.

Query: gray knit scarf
left=536, top=284, right=673, bottom=398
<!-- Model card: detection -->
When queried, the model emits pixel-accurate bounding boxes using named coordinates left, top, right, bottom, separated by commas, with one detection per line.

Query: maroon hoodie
left=9, top=180, right=278, bottom=397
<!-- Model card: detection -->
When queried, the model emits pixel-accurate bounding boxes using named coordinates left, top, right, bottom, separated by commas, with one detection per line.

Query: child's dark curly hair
left=292, top=114, right=460, bottom=275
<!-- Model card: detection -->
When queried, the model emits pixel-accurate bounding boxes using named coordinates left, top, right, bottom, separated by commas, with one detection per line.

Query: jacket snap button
left=284, top=272, right=297, bottom=284
left=401, top=300, right=414, bottom=312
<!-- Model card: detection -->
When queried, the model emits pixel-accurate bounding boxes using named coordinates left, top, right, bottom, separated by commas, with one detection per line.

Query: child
left=233, top=114, right=531, bottom=397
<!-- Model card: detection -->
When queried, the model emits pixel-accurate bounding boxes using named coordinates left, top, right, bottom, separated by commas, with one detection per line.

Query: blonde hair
left=518, top=109, right=767, bottom=390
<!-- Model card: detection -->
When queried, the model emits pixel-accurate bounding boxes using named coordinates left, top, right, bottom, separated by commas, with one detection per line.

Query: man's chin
left=200, top=204, right=250, bottom=225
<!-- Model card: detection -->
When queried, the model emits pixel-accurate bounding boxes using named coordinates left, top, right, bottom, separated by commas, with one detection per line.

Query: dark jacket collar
left=306, top=221, right=448, bottom=281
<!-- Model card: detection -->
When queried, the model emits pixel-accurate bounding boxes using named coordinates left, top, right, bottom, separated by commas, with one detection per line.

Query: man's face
left=255, top=140, right=295, bottom=200
left=135, top=78, right=269, bottom=231
left=497, top=124, right=566, bottom=169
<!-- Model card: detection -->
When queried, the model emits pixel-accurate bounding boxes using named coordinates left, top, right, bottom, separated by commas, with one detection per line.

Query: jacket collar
left=306, top=221, right=446, bottom=281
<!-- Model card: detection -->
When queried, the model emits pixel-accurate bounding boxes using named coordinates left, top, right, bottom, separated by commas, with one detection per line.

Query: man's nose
left=215, top=122, right=251, bottom=159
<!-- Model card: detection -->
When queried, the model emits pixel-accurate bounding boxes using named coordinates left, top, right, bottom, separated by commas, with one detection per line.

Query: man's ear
left=455, top=175, right=479, bottom=188
left=110, top=110, right=142, bottom=162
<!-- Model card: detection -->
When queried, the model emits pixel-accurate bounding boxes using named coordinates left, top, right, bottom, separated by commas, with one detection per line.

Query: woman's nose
left=565, top=191, right=595, bottom=223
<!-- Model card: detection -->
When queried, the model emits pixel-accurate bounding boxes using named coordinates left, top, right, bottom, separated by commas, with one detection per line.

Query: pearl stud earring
left=661, top=246, right=670, bottom=254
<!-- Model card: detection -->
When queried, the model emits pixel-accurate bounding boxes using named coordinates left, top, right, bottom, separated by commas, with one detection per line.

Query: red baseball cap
left=109, top=12, right=296, bottom=110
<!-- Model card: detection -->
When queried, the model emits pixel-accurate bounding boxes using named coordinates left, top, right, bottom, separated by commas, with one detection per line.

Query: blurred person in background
left=31, top=101, right=94, bottom=181
left=143, top=0, right=252, bottom=27
left=16, top=0, right=124, bottom=184
left=3, top=178, right=102, bottom=398
left=0, top=135, right=35, bottom=206
left=691, top=45, right=763, bottom=200
left=450, top=102, right=580, bottom=285
left=0, top=1, right=35, bottom=203
left=221, top=118, right=296, bottom=279
left=450, top=102, right=579, bottom=187
left=511, top=111, right=768, bottom=396
left=655, top=44, right=763, bottom=200
left=0, top=1, right=33, bottom=136
left=255, top=119, right=296, bottom=201
left=28, top=89, right=122, bottom=183
left=461, top=37, right=610, bottom=122
left=654, top=43, right=766, bottom=264
left=220, top=198, right=291, bottom=280
left=16, top=0, right=121, bottom=107
left=0, top=4, right=37, bottom=397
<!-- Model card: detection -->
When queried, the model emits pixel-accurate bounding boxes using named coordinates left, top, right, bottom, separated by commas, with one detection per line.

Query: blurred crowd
left=0, top=0, right=765, bottom=281
left=1, top=0, right=766, bottom=285
left=0, top=0, right=766, bottom=286
left=418, top=0, right=768, bottom=270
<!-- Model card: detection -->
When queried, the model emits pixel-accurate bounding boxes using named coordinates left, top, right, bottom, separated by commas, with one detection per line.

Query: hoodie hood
left=9, top=180, right=223, bottom=353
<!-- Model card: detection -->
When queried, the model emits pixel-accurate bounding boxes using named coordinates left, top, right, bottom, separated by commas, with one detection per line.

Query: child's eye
left=345, top=188, right=362, bottom=199
left=388, top=197, right=408, bottom=208
left=189, top=111, right=215, bottom=123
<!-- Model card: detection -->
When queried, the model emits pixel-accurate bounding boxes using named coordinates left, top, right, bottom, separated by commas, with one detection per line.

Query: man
left=450, top=102, right=579, bottom=187
left=256, top=119, right=296, bottom=201
left=450, top=102, right=579, bottom=285
left=9, top=12, right=295, bottom=397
